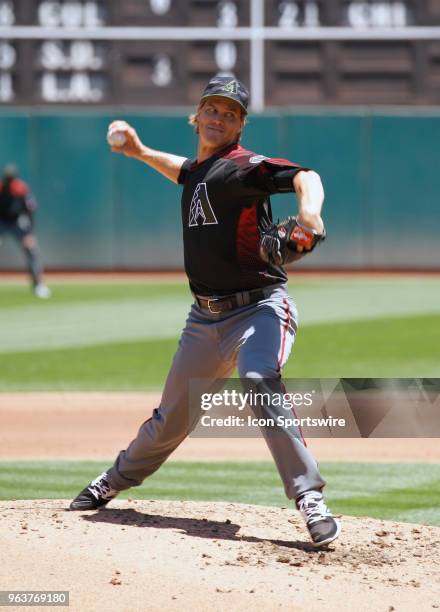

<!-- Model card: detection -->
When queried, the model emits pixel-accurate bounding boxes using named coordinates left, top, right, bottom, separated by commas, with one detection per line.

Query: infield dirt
left=1, top=499, right=439, bottom=612
left=1, top=392, right=439, bottom=461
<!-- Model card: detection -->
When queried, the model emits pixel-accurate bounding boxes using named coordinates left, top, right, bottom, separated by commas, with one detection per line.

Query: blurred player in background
left=0, top=164, right=51, bottom=299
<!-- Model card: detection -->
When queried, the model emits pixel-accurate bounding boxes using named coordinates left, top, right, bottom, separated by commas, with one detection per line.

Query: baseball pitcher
left=70, top=75, right=340, bottom=547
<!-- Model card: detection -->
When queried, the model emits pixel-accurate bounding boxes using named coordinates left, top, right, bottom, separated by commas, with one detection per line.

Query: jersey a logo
left=188, top=182, right=218, bottom=227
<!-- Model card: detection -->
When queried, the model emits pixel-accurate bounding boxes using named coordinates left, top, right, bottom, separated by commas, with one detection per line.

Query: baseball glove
left=259, top=216, right=326, bottom=266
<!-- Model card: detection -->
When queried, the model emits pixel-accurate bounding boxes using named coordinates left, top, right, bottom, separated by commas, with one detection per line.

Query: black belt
left=195, top=288, right=267, bottom=314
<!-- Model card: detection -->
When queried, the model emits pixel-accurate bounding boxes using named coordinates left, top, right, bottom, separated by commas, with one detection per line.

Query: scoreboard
left=1, top=0, right=440, bottom=108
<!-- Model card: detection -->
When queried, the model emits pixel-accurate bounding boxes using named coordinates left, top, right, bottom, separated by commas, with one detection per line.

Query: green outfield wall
left=0, top=109, right=438, bottom=270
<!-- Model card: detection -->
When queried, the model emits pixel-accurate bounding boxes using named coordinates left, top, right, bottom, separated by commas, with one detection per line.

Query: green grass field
left=1, top=460, right=439, bottom=526
left=0, top=276, right=439, bottom=389
left=1, top=276, right=439, bottom=526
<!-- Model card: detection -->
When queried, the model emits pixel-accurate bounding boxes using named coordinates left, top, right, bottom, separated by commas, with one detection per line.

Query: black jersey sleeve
left=239, top=157, right=309, bottom=195
left=177, top=158, right=193, bottom=185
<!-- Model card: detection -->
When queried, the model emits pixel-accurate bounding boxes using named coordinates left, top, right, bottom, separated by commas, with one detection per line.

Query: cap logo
left=221, top=80, right=238, bottom=94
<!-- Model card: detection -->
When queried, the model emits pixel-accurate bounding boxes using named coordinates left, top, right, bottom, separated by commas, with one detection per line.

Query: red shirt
left=0, top=178, right=36, bottom=220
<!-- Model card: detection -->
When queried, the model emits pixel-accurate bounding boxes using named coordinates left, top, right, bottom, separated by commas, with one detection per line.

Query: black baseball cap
left=200, top=75, right=249, bottom=114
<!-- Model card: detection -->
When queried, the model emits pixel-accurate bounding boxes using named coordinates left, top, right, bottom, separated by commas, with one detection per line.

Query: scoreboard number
left=151, top=54, right=173, bottom=87
left=0, top=41, right=15, bottom=69
left=150, top=0, right=172, bottom=16
left=217, top=2, right=239, bottom=28
left=0, top=72, right=13, bottom=101
left=0, top=0, right=14, bottom=26
left=278, top=1, right=320, bottom=28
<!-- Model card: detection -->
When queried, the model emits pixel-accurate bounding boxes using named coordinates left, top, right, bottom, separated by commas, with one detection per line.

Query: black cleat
left=69, top=471, right=119, bottom=511
left=296, top=490, right=341, bottom=547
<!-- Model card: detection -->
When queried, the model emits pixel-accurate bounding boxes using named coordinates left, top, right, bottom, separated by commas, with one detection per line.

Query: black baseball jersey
left=0, top=178, right=36, bottom=221
left=177, top=143, right=307, bottom=296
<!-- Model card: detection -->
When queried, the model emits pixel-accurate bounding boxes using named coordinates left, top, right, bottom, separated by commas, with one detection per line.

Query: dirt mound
left=1, top=500, right=439, bottom=612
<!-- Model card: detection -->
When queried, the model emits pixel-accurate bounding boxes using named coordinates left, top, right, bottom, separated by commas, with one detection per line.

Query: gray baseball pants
left=107, top=283, right=325, bottom=500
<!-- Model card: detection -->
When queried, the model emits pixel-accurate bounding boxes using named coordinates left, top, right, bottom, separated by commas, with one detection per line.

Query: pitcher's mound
left=1, top=500, right=439, bottom=612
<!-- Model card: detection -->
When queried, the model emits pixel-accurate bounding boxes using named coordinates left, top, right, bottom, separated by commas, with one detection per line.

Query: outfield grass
left=1, top=460, right=439, bottom=527
left=0, top=277, right=439, bottom=389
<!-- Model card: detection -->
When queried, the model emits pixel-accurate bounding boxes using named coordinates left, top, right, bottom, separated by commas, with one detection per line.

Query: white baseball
left=107, top=130, right=126, bottom=147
